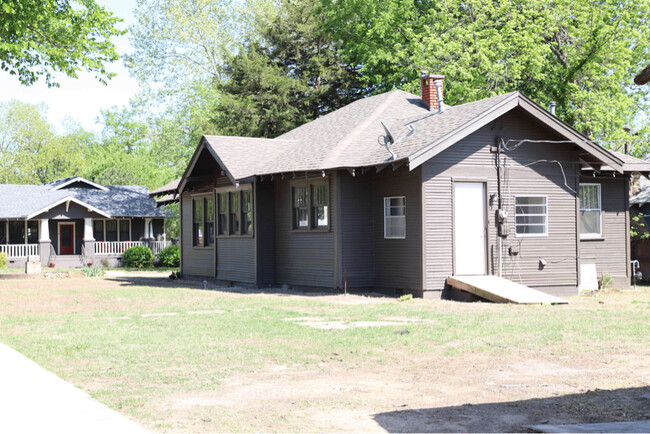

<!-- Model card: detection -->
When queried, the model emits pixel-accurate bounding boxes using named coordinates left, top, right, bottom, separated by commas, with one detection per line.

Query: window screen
left=27, top=221, right=39, bottom=244
left=193, top=199, right=203, bottom=246
left=93, top=220, right=104, bottom=241
left=230, top=192, right=240, bottom=235
left=515, top=196, right=547, bottom=236
left=205, top=198, right=214, bottom=246
left=312, top=184, right=329, bottom=228
left=105, top=220, right=117, bottom=242
left=119, top=220, right=130, bottom=241
left=384, top=197, right=406, bottom=239
left=579, top=184, right=601, bottom=237
left=293, top=187, right=309, bottom=229
left=242, top=191, right=253, bottom=235
left=0, top=222, right=6, bottom=244
left=218, top=194, right=228, bottom=235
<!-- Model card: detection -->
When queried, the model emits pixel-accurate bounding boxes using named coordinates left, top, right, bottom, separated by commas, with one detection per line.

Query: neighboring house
left=630, top=177, right=650, bottom=280
left=157, top=74, right=650, bottom=298
left=0, top=177, right=169, bottom=268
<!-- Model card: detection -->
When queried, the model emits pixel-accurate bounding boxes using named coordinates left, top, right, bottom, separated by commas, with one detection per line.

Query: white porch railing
left=0, top=244, right=40, bottom=258
left=149, top=241, right=171, bottom=255
left=94, top=241, right=143, bottom=255
left=93, top=241, right=171, bottom=256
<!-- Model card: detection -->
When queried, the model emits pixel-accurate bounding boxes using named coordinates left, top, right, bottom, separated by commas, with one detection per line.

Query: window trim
left=579, top=183, right=602, bottom=239
left=191, top=196, right=212, bottom=249
left=290, top=179, right=330, bottom=232
left=514, top=195, right=548, bottom=238
left=383, top=196, right=407, bottom=239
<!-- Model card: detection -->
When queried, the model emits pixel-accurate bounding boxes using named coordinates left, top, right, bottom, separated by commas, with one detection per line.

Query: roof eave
left=407, top=93, right=624, bottom=173
left=26, top=196, right=111, bottom=220
left=178, top=137, right=237, bottom=193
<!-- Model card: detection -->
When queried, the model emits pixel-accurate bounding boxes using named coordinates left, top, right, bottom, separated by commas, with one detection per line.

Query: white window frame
left=579, top=183, right=602, bottom=239
left=514, top=195, right=548, bottom=238
left=384, top=196, right=406, bottom=239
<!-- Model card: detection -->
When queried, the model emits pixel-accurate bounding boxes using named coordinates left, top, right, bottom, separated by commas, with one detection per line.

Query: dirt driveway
left=161, top=348, right=649, bottom=432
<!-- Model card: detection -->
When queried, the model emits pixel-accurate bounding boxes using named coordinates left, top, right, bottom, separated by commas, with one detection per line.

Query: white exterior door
left=454, top=182, right=486, bottom=275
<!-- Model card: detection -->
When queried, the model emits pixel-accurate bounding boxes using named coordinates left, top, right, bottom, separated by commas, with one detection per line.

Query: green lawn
left=0, top=277, right=648, bottom=431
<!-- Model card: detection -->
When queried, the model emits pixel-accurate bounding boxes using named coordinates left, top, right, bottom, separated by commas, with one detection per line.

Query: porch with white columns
left=82, top=218, right=95, bottom=265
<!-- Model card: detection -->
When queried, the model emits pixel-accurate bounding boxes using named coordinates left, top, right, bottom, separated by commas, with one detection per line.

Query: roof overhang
left=407, top=92, right=624, bottom=173
left=26, top=196, right=111, bottom=220
left=149, top=178, right=181, bottom=197
left=50, top=176, right=108, bottom=191
left=178, top=137, right=236, bottom=193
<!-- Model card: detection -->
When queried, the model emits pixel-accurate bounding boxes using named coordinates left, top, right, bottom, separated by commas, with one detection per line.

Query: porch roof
left=0, top=182, right=169, bottom=219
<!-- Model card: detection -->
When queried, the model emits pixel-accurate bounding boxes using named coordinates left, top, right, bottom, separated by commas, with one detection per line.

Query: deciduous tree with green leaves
left=0, top=0, right=124, bottom=87
left=319, top=0, right=650, bottom=140
left=0, top=101, right=87, bottom=183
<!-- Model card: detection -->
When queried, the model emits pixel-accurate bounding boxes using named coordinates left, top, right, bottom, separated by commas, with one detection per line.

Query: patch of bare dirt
left=157, top=348, right=650, bottom=433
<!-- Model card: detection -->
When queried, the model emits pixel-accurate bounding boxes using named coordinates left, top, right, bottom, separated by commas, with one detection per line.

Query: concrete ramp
left=447, top=275, right=568, bottom=305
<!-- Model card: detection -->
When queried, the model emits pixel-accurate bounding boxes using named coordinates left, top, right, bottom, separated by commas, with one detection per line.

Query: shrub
left=157, top=245, right=180, bottom=268
left=82, top=265, right=104, bottom=277
left=0, top=252, right=7, bottom=269
left=122, top=245, right=153, bottom=268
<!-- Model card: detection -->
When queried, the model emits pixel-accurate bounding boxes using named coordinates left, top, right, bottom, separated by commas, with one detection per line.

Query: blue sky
left=0, top=0, right=139, bottom=134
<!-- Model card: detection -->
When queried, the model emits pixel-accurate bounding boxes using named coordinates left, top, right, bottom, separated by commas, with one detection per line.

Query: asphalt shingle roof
left=0, top=181, right=169, bottom=219
left=199, top=90, right=521, bottom=180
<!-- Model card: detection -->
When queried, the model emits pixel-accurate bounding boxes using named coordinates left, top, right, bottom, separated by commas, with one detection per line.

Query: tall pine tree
left=213, top=0, right=369, bottom=138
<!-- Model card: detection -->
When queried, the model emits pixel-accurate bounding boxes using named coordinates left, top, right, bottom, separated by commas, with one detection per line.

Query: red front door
left=59, top=224, right=75, bottom=255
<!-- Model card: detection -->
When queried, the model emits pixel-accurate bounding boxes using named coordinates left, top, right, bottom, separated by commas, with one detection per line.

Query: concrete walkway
left=0, top=343, right=150, bottom=434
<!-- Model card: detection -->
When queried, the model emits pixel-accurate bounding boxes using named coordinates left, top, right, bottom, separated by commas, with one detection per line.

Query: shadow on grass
left=372, top=386, right=650, bottom=433
left=104, top=275, right=395, bottom=299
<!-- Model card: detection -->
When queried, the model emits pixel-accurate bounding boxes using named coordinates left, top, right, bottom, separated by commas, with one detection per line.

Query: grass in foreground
left=0, top=278, right=648, bottom=431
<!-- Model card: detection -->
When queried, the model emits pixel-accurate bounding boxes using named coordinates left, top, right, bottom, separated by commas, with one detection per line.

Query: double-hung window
left=293, top=186, right=309, bottom=229
left=579, top=184, right=601, bottom=238
left=193, top=197, right=216, bottom=247
left=515, top=196, right=548, bottom=236
left=292, top=181, right=329, bottom=230
left=229, top=192, right=240, bottom=235
left=205, top=198, right=215, bottom=246
left=384, top=196, right=406, bottom=239
left=215, top=189, right=253, bottom=237
left=193, top=199, right=204, bottom=246
left=242, top=191, right=253, bottom=235
left=93, top=220, right=104, bottom=241
left=218, top=194, right=228, bottom=235
left=312, top=184, right=329, bottom=228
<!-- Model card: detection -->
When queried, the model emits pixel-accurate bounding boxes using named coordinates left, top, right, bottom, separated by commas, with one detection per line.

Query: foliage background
left=1, top=0, right=650, bottom=238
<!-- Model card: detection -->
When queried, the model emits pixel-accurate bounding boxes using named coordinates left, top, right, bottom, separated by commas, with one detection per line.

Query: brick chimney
left=420, top=73, right=444, bottom=112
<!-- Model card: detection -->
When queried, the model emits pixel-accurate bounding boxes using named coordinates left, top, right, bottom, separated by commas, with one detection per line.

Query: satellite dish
left=380, top=121, right=395, bottom=144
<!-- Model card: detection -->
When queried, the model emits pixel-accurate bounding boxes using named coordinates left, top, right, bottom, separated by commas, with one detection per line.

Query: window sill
left=580, top=236, right=605, bottom=241
left=291, top=228, right=331, bottom=233
left=192, top=246, right=214, bottom=250
left=216, top=234, right=254, bottom=239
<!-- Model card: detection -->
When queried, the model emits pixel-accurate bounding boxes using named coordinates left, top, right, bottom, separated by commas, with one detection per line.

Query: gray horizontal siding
left=422, top=108, right=579, bottom=293
left=579, top=177, right=629, bottom=279
left=339, top=171, right=375, bottom=288
left=217, top=237, right=255, bottom=284
left=274, top=176, right=334, bottom=288
left=181, top=193, right=214, bottom=277
left=373, top=166, right=422, bottom=290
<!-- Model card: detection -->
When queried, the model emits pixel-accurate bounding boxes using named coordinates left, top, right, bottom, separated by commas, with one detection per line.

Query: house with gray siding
left=159, top=75, right=649, bottom=298
left=0, top=177, right=169, bottom=268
